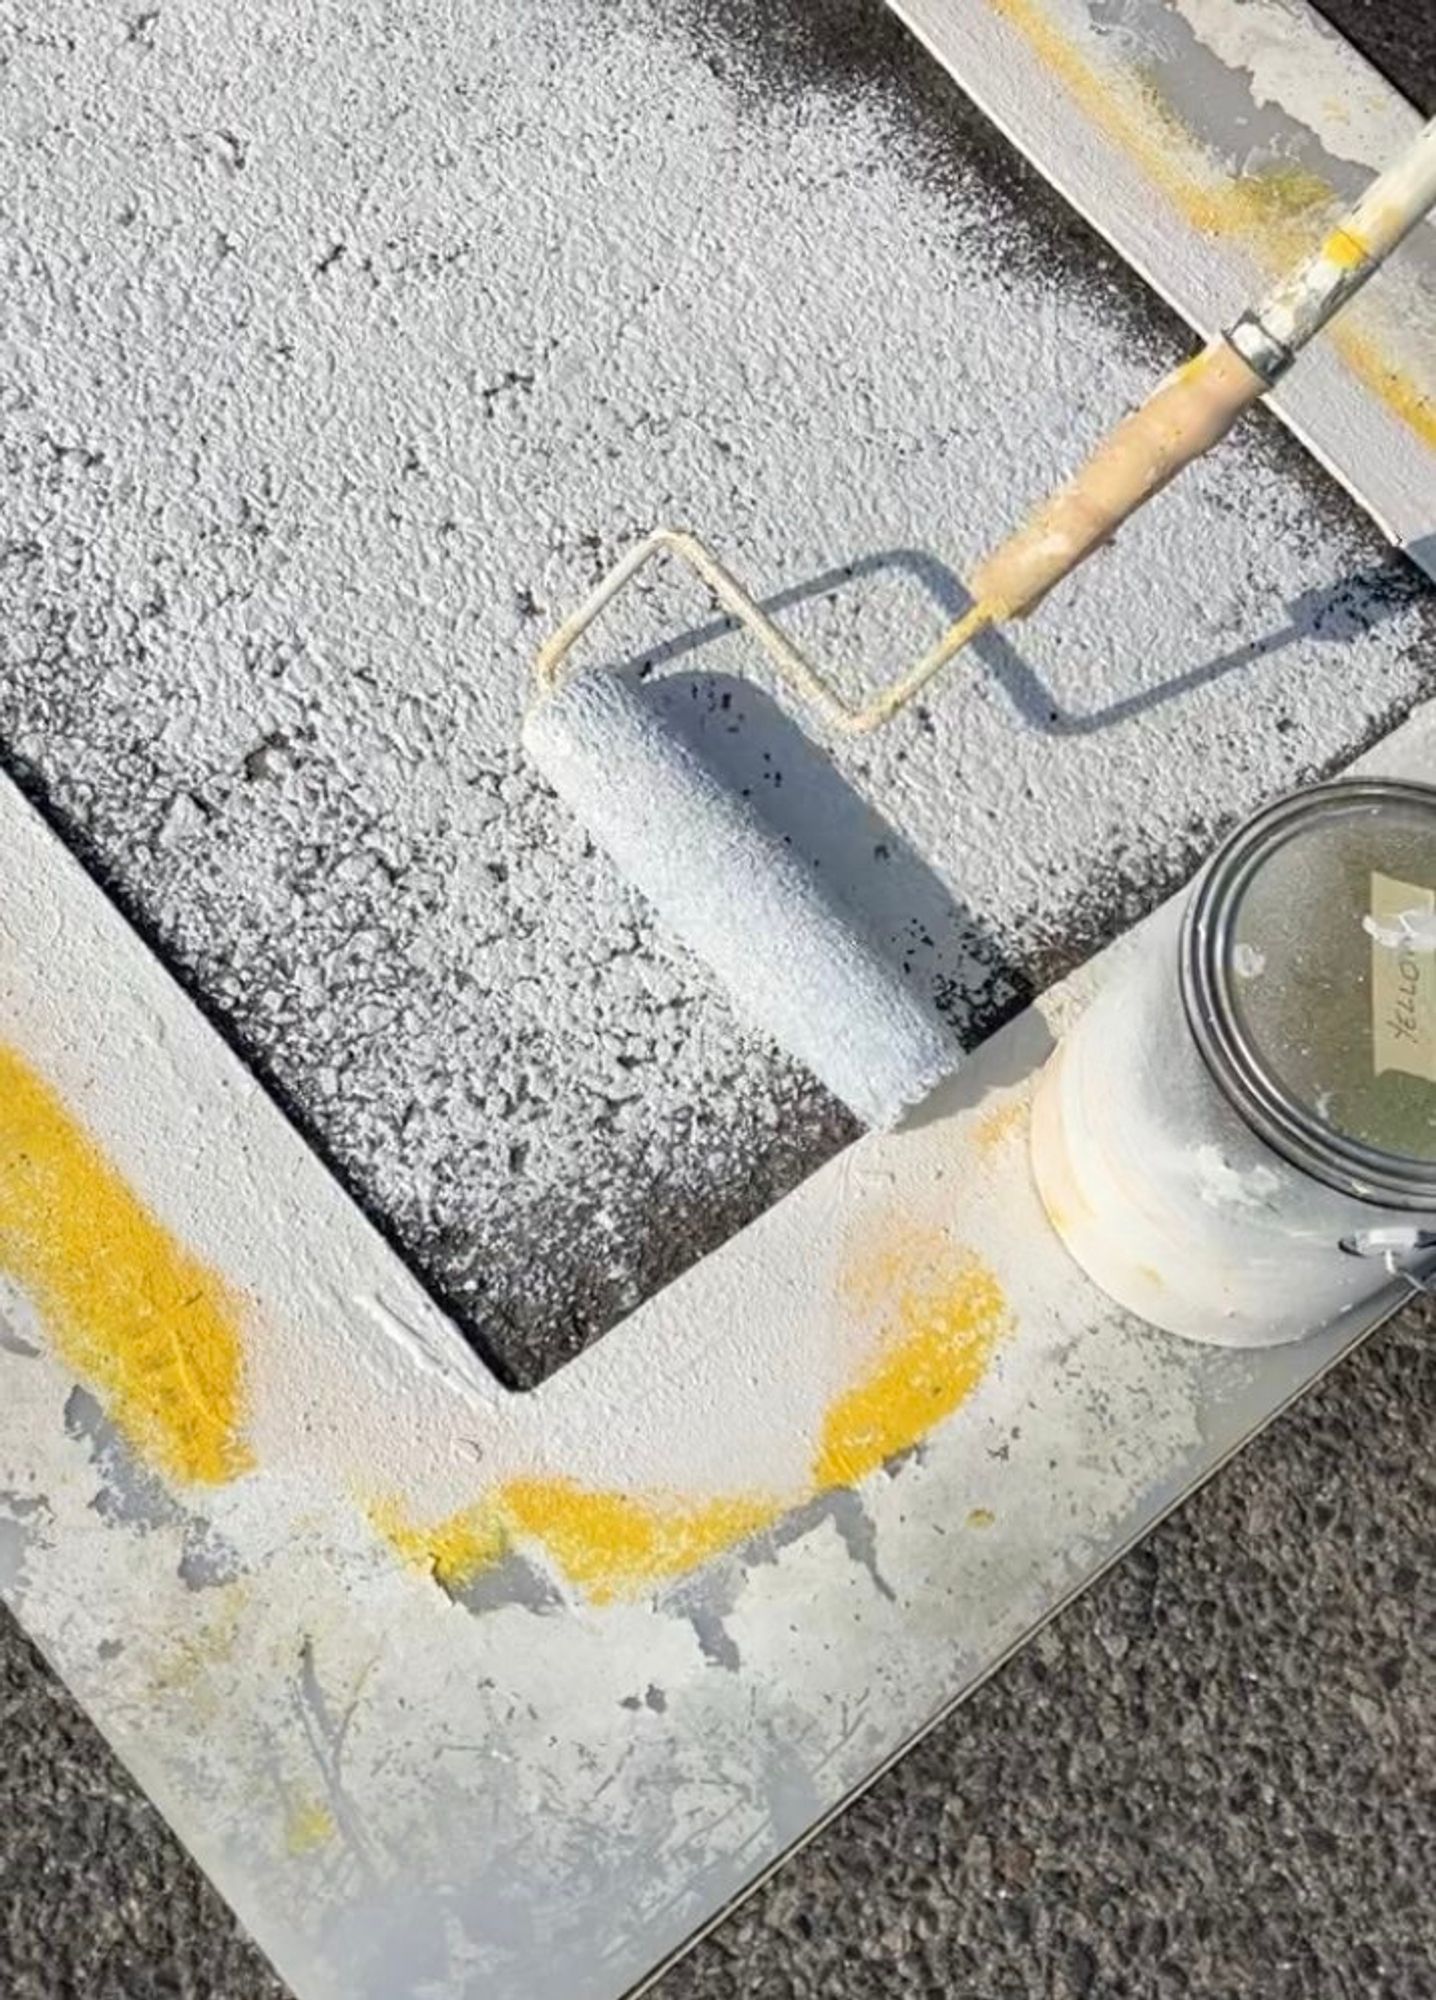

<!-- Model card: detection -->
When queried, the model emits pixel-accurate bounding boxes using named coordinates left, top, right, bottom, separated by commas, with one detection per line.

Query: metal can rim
left=1181, top=777, right=1436, bottom=1212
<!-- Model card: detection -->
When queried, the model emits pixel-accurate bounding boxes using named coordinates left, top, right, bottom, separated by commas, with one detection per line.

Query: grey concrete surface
left=3, top=2, right=1435, bottom=1997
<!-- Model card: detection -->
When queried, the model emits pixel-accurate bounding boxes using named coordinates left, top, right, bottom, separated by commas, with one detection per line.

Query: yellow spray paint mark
left=1329, top=329, right=1436, bottom=450
left=815, top=1237, right=1010, bottom=1489
left=498, top=1480, right=777, bottom=1604
left=368, top=1493, right=505, bottom=1589
left=284, top=1796, right=337, bottom=1856
left=373, top=1231, right=1010, bottom=1603
left=370, top=1482, right=780, bottom=1606
left=1321, top=228, right=1369, bottom=271
left=985, top=0, right=1436, bottom=447
left=0, top=1045, right=252, bottom=1486
left=971, top=1099, right=1027, bottom=1157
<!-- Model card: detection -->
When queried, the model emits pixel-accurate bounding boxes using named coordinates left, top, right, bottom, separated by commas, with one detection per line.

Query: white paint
left=1171, top=0, right=1412, bottom=173
left=1031, top=823, right=1436, bottom=1348
left=1364, top=908, right=1436, bottom=952
left=0, top=2, right=1431, bottom=1989
left=1194, top=1145, right=1282, bottom=1211
left=1034, top=950, right=1409, bottom=1347
left=0, top=0, right=1433, bottom=1366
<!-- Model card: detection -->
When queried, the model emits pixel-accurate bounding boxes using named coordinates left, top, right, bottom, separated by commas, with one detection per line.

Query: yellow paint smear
left=500, top=1480, right=777, bottom=1603
left=985, top=0, right=1436, bottom=448
left=815, top=1239, right=1009, bottom=1489
left=0, top=1045, right=252, bottom=1485
left=373, top=1230, right=1011, bottom=1604
left=972, top=1099, right=1027, bottom=1157
left=1330, top=328, right=1436, bottom=450
left=284, top=1796, right=337, bottom=1856
left=1320, top=228, right=1369, bottom=271
left=370, top=1484, right=780, bottom=1607
left=368, top=1492, right=505, bottom=1587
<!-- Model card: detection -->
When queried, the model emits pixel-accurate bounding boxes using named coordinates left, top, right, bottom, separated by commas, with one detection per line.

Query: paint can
left=1031, top=780, right=1436, bottom=1346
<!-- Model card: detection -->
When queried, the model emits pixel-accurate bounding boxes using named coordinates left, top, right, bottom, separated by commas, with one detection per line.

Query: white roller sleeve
left=523, top=673, right=960, bottom=1128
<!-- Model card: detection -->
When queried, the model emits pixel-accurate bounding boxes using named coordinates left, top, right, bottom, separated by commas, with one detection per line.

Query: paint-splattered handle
left=970, top=341, right=1265, bottom=619
left=1231, top=114, right=1436, bottom=382
left=974, top=117, right=1436, bottom=622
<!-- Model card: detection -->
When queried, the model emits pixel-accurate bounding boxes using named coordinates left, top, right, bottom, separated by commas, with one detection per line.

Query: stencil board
left=3, top=702, right=1433, bottom=2000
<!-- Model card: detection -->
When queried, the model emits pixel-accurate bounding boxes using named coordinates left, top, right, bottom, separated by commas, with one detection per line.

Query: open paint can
left=1032, top=779, right=1436, bottom=1346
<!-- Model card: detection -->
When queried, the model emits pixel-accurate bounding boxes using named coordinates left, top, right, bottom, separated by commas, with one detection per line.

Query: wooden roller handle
left=970, top=340, right=1267, bottom=619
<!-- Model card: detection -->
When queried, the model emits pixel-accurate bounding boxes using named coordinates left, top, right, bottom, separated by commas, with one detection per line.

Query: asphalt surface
left=4, top=4, right=1436, bottom=1997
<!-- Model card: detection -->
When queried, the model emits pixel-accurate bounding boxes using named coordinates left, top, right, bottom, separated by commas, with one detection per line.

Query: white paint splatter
left=1363, top=908, right=1436, bottom=952
left=1193, top=1146, right=1282, bottom=1211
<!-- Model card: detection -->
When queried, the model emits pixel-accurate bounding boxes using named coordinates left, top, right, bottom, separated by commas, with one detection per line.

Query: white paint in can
left=1032, top=782, right=1436, bottom=1347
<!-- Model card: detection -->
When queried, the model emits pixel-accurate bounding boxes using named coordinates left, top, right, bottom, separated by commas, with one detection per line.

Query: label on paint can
left=1369, top=871, right=1436, bottom=1084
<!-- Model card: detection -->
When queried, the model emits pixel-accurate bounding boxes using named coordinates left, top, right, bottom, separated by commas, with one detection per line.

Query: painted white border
left=3, top=692, right=1434, bottom=1999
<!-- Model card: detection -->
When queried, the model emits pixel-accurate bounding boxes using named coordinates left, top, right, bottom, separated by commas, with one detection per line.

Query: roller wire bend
left=533, top=527, right=998, bottom=738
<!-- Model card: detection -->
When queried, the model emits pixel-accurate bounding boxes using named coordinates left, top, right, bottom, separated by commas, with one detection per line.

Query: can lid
left=1182, top=779, right=1436, bottom=1210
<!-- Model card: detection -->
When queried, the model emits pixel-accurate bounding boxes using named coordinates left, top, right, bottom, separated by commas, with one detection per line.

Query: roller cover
left=523, top=673, right=960, bottom=1128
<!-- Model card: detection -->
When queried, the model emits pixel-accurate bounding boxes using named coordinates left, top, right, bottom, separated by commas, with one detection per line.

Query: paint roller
left=525, top=117, right=1436, bottom=1130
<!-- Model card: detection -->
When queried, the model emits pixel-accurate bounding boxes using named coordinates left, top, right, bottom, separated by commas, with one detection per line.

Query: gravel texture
left=2, top=2, right=1435, bottom=1997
